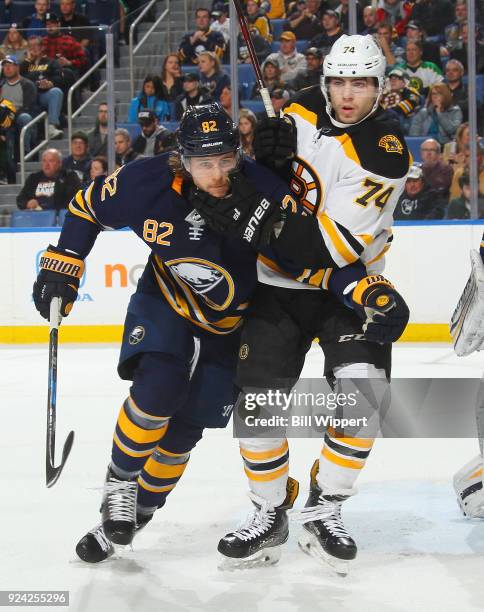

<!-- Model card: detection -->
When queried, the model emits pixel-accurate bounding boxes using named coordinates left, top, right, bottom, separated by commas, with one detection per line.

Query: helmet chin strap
left=320, top=78, right=385, bottom=129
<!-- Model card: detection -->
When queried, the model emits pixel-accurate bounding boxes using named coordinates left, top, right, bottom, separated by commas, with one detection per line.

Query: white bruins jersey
left=259, top=85, right=412, bottom=290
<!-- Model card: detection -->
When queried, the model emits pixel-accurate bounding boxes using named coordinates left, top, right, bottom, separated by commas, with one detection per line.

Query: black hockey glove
left=253, top=116, right=296, bottom=169
left=352, top=275, right=410, bottom=344
left=33, top=245, right=85, bottom=320
left=190, top=171, right=282, bottom=250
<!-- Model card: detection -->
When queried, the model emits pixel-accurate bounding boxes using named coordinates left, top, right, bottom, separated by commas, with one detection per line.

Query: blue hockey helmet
left=177, top=102, right=240, bottom=158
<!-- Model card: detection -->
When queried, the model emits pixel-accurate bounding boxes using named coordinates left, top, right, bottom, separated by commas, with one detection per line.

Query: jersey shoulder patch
left=349, top=114, right=411, bottom=179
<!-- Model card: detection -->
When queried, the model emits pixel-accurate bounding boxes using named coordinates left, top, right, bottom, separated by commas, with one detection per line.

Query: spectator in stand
left=409, top=83, right=462, bottom=145
left=238, top=109, right=256, bottom=158
left=375, top=0, right=413, bottom=38
left=87, top=102, right=108, bottom=157
left=286, top=0, right=324, bottom=41
left=42, top=12, right=88, bottom=81
left=238, top=28, right=271, bottom=65
left=21, top=0, right=49, bottom=40
left=250, top=58, right=285, bottom=98
left=114, top=128, right=142, bottom=167
left=404, top=20, right=443, bottom=69
left=267, top=0, right=286, bottom=19
left=160, top=54, right=183, bottom=102
left=0, top=25, right=28, bottom=63
left=448, top=143, right=484, bottom=200
left=175, top=73, right=212, bottom=120
left=269, top=88, right=290, bottom=115
left=334, top=0, right=363, bottom=34
left=197, top=51, right=230, bottom=100
left=445, top=0, right=468, bottom=53
left=411, top=0, right=454, bottom=39
left=63, top=130, right=91, bottom=184
left=1, top=55, right=37, bottom=154
left=443, top=122, right=469, bottom=165
left=309, top=10, right=344, bottom=56
left=393, top=163, right=446, bottom=220
left=398, top=40, right=443, bottom=96
left=132, top=110, right=176, bottom=157
left=447, top=173, right=484, bottom=219
left=360, top=6, right=378, bottom=35
left=449, top=22, right=484, bottom=75
left=210, top=3, right=230, bottom=44
left=89, top=156, right=107, bottom=181
left=59, top=0, right=92, bottom=49
left=264, top=32, right=306, bottom=85
left=16, top=148, right=80, bottom=210
left=20, top=35, right=64, bottom=139
left=178, top=7, right=226, bottom=65
left=288, top=47, right=323, bottom=92
left=219, top=84, right=235, bottom=118
left=444, top=59, right=468, bottom=121
left=375, top=21, right=405, bottom=69
left=419, top=137, right=453, bottom=198
left=0, top=88, right=16, bottom=184
left=246, top=0, right=273, bottom=44
left=128, top=75, right=170, bottom=122
left=379, top=67, right=421, bottom=133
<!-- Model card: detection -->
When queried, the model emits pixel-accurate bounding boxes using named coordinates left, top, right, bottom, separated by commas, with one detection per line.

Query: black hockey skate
left=101, top=466, right=138, bottom=545
left=76, top=514, right=153, bottom=563
left=218, top=477, right=299, bottom=570
left=296, top=460, right=357, bottom=576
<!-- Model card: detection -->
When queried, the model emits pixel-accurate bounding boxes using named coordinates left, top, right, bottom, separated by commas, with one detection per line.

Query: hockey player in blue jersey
left=32, top=103, right=298, bottom=563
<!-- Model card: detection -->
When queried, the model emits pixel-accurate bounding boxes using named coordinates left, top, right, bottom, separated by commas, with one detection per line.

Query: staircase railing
left=19, top=112, right=49, bottom=185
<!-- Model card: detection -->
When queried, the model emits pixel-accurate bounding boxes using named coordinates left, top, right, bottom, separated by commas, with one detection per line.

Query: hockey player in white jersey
left=452, top=233, right=484, bottom=518
left=193, top=35, right=412, bottom=574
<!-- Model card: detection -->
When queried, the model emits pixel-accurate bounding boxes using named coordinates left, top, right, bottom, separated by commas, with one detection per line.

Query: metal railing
left=67, top=52, right=108, bottom=145
left=129, top=0, right=171, bottom=99
left=19, top=112, right=49, bottom=186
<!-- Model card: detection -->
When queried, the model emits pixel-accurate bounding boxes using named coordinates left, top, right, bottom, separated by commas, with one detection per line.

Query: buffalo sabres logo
left=378, top=134, right=403, bottom=155
left=290, top=157, right=323, bottom=214
left=129, top=325, right=145, bottom=345
left=166, top=258, right=235, bottom=311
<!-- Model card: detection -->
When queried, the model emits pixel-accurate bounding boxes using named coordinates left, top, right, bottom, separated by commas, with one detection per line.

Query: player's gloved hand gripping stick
left=33, top=245, right=83, bottom=486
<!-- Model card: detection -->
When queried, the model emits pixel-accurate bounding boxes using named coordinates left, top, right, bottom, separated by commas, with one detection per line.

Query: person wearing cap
left=21, top=0, right=49, bottom=40
left=20, top=35, right=64, bottom=139
left=174, top=73, right=213, bottom=120
left=0, top=24, right=28, bottom=63
left=404, top=20, right=443, bottom=69
left=287, top=0, right=323, bottom=40
left=263, top=31, right=306, bottom=85
left=1, top=55, right=37, bottom=154
left=63, top=131, right=92, bottom=184
left=375, top=21, right=405, bottom=69
left=132, top=110, right=176, bottom=157
left=308, top=10, right=344, bottom=56
left=245, top=0, right=273, bottom=44
left=287, top=46, right=323, bottom=93
left=42, top=12, right=88, bottom=77
left=394, top=163, right=446, bottom=219
left=380, top=67, right=421, bottom=133
left=178, top=7, right=226, bottom=65
left=210, top=2, right=230, bottom=44
left=410, top=0, right=454, bottom=39
left=250, top=57, right=285, bottom=98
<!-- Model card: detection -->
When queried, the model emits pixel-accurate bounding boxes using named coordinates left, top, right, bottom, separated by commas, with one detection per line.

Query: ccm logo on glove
left=243, top=198, right=271, bottom=243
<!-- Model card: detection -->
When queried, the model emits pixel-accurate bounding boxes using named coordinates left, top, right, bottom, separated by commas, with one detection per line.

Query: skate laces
left=231, top=492, right=276, bottom=542
left=104, top=476, right=137, bottom=523
left=291, top=496, right=350, bottom=538
left=89, top=525, right=112, bottom=553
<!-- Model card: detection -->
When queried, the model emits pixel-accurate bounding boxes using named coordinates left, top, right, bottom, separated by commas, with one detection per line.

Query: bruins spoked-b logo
left=290, top=157, right=323, bottom=214
left=129, top=325, right=146, bottom=345
left=166, top=258, right=235, bottom=311
left=239, top=344, right=249, bottom=359
left=378, top=135, right=403, bottom=155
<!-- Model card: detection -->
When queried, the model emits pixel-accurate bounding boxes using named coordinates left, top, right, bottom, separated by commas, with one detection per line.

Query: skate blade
left=298, top=530, right=350, bottom=577
left=218, top=546, right=282, bottom=571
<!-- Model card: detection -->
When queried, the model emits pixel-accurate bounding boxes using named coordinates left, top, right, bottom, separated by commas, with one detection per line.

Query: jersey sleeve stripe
left=334, top=220, right=364, bottom=256
left=68, top=190, right=98, bottom=224
left=284, top=102, right=318, bottom=126
left=319, top=213, right=359, bottom=265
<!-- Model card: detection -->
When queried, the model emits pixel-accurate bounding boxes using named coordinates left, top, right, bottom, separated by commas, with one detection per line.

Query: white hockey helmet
left=321, top=34, right=386, bottom=127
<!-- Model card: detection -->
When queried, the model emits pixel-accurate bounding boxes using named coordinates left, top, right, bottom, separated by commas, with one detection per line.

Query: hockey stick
left=46, top=297, right=75, bottom=488
left=231, top=0, right=276, bottom=117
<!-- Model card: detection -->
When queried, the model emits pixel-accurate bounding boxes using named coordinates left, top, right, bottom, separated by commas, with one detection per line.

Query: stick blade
left=46, top=430, right=75, bottom=488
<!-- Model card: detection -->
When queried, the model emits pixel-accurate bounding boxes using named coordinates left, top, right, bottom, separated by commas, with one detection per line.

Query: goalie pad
left=453, top=454, right=484, bottom=518
left=450, top=249, right=484, bottom=356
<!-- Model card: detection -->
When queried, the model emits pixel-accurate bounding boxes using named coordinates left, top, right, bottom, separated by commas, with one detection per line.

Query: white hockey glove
left=450, top=249, right=484, bottom=356
left=453, top=454, right=484, bottom=518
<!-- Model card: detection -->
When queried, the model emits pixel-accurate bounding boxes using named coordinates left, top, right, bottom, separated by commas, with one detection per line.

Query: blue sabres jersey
left=58, top=153, right=295, bottom=335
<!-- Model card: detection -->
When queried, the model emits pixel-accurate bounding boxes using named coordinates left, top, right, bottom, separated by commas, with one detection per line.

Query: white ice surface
left=1, top=343, right=484, bottom=612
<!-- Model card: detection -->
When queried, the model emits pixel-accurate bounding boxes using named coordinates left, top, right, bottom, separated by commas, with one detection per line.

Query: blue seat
left=271, top=19, right=287, bottom=40
left=405, top=137, right=426, bottom=163
left=463, top=75, right=484, bottom=104
left=10, top=210, right=57, bottom=228
left=9, top=1, right=35, bottom=23
left=241, top=100, right=265, bottom=114
left=271, top=40, right=309, bottom=53
left=117, top=122, right=141, bottom=142
left=57, top=209, right=68, bottom=226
